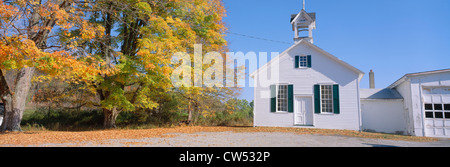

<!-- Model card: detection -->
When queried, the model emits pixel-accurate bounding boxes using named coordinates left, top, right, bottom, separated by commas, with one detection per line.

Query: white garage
left=388, top=69, right=450, bottom=137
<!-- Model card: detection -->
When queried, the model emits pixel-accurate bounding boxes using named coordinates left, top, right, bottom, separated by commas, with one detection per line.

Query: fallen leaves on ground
left=230, top=127, right=438, bottom=142
left=0, top=126, right=235, bottom=146
left=0, top=126, right=437, bottom=146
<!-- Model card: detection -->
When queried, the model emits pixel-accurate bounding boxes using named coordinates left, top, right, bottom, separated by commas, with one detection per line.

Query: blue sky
left=222, top=0, right=450, bottom=101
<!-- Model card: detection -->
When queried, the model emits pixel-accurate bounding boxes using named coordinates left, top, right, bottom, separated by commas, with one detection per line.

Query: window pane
left=434, top=104, right=443, bottom=110
left=425, top=104, right=433, bottom=110
left=444, top=104, right=450, bottom=111
left=445, top=112, right=450, bottom=119
left=425, top=112, right=434, bottom=118
left=435, top=112, right=443, bottom=118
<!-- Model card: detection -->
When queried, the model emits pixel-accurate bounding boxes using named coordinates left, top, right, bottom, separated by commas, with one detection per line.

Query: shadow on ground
left=362, top=143, right=399, bottom=147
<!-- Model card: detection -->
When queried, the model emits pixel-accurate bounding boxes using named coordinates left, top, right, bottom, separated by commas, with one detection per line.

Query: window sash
left=425, top=103, right=450, bottom=119
left=299, top=56, right=308, bottom=67
left=276, top=85, right=288, bottom=112
left=320, top=85, right=333, bottom=113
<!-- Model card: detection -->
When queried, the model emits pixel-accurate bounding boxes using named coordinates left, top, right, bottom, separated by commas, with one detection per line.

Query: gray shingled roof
left=308, top=12, right=316, bottom=21
left=360, top=88, right=403, bottom=99
left=291, top=14, right=297, bottom=22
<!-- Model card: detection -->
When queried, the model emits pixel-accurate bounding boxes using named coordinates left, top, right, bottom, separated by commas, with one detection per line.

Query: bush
left=21, top=108, right=190, bottom=130
left=20, top=98, right=254, bottom=130
left=21, top=109, right=103, bottom=131
left=116, top=109, right=188, bottom=127
left=214, top=110, right=253, bottom=127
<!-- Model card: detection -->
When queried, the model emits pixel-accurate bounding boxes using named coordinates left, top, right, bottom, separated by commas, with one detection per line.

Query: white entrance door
left=295, top=97, right=312, bottom=125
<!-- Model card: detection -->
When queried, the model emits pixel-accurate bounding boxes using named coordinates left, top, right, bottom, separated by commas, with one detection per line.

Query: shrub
left=20, top=98, right=254, bottom=130
left=21, top=109, right=103, bottom=131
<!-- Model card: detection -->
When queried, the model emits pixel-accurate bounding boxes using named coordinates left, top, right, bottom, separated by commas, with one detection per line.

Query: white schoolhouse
left=250, top=5, right=365, bottom=131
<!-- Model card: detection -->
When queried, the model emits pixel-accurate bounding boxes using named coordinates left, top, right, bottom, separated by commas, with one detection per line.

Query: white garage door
left=423, top=87, right=450, bottom=137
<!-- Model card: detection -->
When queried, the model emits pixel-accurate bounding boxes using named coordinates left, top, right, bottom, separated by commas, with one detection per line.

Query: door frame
left=294, top=96, right=314, bottom=126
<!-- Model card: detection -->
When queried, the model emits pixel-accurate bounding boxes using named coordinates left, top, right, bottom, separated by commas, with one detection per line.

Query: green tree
left=74, top=0, right=229, bottom=128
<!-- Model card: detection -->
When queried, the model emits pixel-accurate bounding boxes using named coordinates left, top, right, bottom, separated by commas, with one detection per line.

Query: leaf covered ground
left=0, top=126, right=438, bottom=146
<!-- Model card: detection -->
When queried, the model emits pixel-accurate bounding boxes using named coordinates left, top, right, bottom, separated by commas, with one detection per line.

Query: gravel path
left=26, top=131, right=450, bottom=147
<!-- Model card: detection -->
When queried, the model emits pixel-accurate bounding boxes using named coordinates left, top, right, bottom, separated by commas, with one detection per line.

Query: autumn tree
left=73, top=0, right=230, bottom=128
left=1, top=0, right=233, bottom=130
left=166, top=0, right=244, bottom=124
left=0, top=0, right=104, bottom=131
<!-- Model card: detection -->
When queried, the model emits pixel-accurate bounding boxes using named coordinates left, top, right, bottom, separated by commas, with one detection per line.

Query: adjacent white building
left=360, top=88, right=407, bottom=135
left=251, top=2, right=450, bottom=138
left=361, top=69, right=450, bottom=137
left=390, top=69, right=450, bottom=137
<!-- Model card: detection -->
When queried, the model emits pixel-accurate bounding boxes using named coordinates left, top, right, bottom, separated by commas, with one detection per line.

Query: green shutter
left=314, top=85, right=321, bottom=114
left=271, top=85, right=276, bottom=112
left=333, top=84, right=340, bottom=114
left=295, top=56, right=300, bottom=68
left=307, top=55, right=312, bottom=68
left=288, top=85, right=294, bottom=113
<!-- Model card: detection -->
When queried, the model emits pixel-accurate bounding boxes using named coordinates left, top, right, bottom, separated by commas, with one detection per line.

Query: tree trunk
left=0, top=70, right=11, bottom=129
left=103, top=107, right=119, bottom=129
left=0, top=67, right=35, bottom=132
left=187, top=100, right=192, bottom=121
left=0, top=94, right=13, bottom=131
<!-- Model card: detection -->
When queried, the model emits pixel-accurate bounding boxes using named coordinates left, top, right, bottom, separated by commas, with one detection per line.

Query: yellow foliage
left=0, top=0, right=106, bottom=79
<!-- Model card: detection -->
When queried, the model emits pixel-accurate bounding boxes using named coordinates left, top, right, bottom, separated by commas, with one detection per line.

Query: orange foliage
left=0, top=0, right=106, bottom=82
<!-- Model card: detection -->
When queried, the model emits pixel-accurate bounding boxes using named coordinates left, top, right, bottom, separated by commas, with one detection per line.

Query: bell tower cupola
left=290, top=0, right=316, bottom=43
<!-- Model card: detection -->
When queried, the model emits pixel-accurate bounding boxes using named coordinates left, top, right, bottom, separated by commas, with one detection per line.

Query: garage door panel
left=443, top=96, right=450, bottom=103
left=432, top=95, right=442, bottom=103
left=425, top=128, right=434, bottom=135
left=435, top=128, right=444, bottom=136
left=424, top=96, right=432, bottom=103
left=445, top=120, right=450, bottom=126
left=425, top=120, right=434, bottom=127
left=445, top=128, right=450, bottom=135
left=434, top=120, right=444, bottom=127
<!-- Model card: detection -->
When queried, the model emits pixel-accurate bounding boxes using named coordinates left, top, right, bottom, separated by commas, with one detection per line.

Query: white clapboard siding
left=253, top=40, right=362, bottom=131
left=361, top=99, right=407, bottom=134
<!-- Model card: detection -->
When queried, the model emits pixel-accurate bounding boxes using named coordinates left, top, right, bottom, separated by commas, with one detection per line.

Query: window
left=295, top=55, right=311, bottom=68
left=434, top=104, right=443, bottom=110
left=314, top=84, right=340, bottom=114
left=425, top=112, right=434, bottom=118
left=299, top=56, right=308, bottom=68
left=445, top=112, right=450, bottom=119
left=424, top=103, right=450, bottom=119
left=425, top=104, right=433, bottom=110
left=277, top=85, right=288, bottom=112
left=320, top=85, right=333, bottom=113
left=435, top=112, right=444, bottom=118
left=271, top=84, right=293, bottom=113
left=444, top=104, right=450, bottom=111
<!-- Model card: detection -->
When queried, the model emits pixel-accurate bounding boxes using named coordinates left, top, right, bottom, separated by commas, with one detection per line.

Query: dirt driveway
left=108, top=132, right=450, bottom=147
left=1, top=127, right=449, bottom=147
